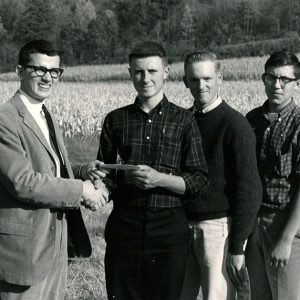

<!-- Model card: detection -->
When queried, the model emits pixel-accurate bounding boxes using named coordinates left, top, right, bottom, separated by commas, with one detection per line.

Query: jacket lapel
left=11, top=94, right=55, bottom=159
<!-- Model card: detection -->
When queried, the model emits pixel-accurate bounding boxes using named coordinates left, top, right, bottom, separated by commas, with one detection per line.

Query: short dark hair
left=184, top=50, right=220, bottom=73
left=129, top=41, right=168, bottom=65
left=18, top=39, right=60, bottom=66
left=265, top=51, right=300, bottom=79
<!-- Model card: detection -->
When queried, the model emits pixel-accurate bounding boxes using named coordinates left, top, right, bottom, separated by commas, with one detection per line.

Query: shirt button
left=146, top=136, right=150, bottom=140
left=266, top=127, right=270, bottom=132
left=159, top=111, right=162, bottom=115
left=148, top=119, right=152, bottom=123
left=49, top=226, right=55, bottom=231
left=278, top=118, right=281, bottom=122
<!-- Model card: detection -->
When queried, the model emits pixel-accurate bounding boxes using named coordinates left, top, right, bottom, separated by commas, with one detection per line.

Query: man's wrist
left=155, top=172, right=168, bottom=188
left=79, top=163, right=86, bottom=180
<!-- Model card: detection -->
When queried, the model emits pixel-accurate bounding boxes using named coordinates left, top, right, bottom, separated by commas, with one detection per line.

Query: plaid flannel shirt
left=98, top=95, right=208, bottom=208
left=246, top=99, right=300, bottom=210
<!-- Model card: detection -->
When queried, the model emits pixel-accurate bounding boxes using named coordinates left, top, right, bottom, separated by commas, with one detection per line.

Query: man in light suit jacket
left=0, top=39, right=109, bottom=299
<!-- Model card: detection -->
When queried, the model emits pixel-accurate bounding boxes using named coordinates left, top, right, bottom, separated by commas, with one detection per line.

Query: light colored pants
left=246, top=212, right=300, bottom=300
left=180, top=217, right=236, bottom=300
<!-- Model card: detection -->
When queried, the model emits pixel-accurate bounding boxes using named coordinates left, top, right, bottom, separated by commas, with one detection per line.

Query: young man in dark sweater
left=180, top=50, right=262, bottom=300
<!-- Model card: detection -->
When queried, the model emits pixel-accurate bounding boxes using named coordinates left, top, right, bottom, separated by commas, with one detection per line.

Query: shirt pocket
left=156, top=126, right=182, bottom=169
left=274, top=150, right=292, bottom=178
left=269, top=131, right=292, bottom=178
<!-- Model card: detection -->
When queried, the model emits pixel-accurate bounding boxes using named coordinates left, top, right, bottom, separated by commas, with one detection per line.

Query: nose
left=42, top=70, right=52, bottom=81
left=198, top=79, right=206, bottom=89
left=142, top=71, right=150, bottom=82
left=273, top=77, right=282, bottom=89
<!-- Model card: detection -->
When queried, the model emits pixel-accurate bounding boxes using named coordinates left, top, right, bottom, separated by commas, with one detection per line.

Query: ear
left=217, top=71, right=223, bottom=83
left=163, top=65, right=169, bottom=80
left=294, top=79, right=300, bottom=90
left=128, top=67, right=132, bottom=78
left=261, top=73, right=266, bottom=84
left=16, top=65, right=23, bottom=79
left=183, top=76, right=189, bottom=88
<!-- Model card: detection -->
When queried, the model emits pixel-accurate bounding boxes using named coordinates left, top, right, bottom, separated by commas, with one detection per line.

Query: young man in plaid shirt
left=92, top=41, right=209, bottom=300
left=246, top=51, right=300, bottom=300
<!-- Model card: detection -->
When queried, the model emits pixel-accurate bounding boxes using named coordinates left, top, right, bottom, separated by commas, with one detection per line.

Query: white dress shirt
left=19, top=90, right=61, bottom=177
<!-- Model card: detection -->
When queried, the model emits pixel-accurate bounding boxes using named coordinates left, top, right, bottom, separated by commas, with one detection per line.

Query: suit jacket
left=0, top=94, right=91, bottom=285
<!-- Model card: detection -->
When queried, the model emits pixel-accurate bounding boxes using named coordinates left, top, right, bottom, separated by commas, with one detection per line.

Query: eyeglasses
left=23, top=65, right=64, bottom=79
left=263, top=73, right=296, bottom=86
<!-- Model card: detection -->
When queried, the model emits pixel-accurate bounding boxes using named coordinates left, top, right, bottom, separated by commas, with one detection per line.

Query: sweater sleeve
left=228, top=116, right=262, bottom=254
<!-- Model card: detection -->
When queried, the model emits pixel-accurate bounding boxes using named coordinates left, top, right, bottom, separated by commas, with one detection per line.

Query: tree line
left=0, top=0, right=300, bottom=71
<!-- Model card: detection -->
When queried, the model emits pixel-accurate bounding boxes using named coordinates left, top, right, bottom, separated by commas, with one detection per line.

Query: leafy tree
left=13, top=0, right=56, bottom=46
left=84, top=9, right=118, bottom=63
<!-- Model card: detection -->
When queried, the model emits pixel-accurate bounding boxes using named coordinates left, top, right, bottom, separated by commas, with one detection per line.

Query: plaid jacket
left=246, top=99, right=300, bottom=210
left=98, top=95, right=209, bottom=208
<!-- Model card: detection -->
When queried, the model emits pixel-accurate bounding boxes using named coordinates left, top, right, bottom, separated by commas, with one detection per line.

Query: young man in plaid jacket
left=246, top=51, right=300, bottom=300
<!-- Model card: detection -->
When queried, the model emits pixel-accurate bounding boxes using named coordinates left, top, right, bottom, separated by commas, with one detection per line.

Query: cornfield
left=0, top=79, right=273, bottom=140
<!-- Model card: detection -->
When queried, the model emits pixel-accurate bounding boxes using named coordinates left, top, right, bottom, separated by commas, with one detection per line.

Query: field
left=0, top=79, right=268, bottom=140
left=0, top=57, right=299, bottom=299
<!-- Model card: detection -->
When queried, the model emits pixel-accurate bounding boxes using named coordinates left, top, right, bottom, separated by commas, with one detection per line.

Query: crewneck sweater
left=185, top=101, right=262, bottom=254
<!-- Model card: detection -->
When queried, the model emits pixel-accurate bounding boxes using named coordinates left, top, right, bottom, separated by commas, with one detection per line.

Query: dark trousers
left=104, top=206, right=191, bottom=300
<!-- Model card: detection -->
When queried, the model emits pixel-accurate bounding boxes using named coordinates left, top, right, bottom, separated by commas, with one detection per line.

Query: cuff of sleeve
left=72, top=163, right=85, bottom=180
left=229, top=240, right=245, bottom=255
left=181, top=172, right=209, bottom=197
left=62, top=179, right=83, bottom=209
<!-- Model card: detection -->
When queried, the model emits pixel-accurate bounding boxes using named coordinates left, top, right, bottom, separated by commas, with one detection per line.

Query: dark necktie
left=42, top=104, right=67, bottom=177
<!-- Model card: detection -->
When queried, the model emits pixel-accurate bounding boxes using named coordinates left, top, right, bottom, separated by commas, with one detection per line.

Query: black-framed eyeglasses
left=263, top=73, right=297, bottom=86
left=23, top=65, right=64, bottom=79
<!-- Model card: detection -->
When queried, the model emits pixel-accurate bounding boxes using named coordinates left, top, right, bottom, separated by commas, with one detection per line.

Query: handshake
left=80, top=160, right=110, bottom=211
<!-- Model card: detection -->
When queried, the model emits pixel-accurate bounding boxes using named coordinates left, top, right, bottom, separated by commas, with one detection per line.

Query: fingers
left=81, top=180, right=110, bottom=211
left=85, top=160, right=109, bottom=182
left=227, top=266, right=240, bottom=287
left=95, top=161, right=111, bottom=175
left=131, top=176, right=152, bottom=190
left=93, top=178, right=104, bottom=190
left=268, top=257, right=287, bottom=268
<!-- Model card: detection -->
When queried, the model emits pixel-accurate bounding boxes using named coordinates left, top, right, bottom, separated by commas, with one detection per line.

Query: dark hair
left=184, top=50, right=220, bottom=73
left=265, top=51, right=300, bottom=79
left=129, top=41, right=168, bottom=65
left=18, top=39, right=60, bottom=66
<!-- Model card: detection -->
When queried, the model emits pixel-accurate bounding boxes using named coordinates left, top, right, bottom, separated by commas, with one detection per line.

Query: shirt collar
left=18, top=89, right=45, bottom=116
left=262, top=98, right=296, bottom=121
left=134, top=94, right=168, bottom=115
left=192, top=96, right=222, bottom=114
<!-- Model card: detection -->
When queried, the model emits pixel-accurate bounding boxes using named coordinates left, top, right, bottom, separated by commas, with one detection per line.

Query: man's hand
left=131, top=165, right=162, bottom=190
left=226, top=253, right=246, bottom=288
left=268, top=237, right=293, bottom=268
left=80, top=160, right=110, bottom=182
left=82, top=180, right=109, bottom=211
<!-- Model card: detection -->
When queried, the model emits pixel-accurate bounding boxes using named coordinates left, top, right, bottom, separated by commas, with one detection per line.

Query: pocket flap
left=0, top=220, right=33, bottom=236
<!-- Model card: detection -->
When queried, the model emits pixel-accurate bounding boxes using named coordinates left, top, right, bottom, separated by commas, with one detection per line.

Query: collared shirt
left=19, top=90, right=61, bottom=177
left=98, top=95, right=208, bottom=208
left=246, top=99, right=300, bottom=210
left=196, top=96, right=222, bottom=114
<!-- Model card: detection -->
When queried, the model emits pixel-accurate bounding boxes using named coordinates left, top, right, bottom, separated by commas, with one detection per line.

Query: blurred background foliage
left=0, top=0, right=300, bottom=71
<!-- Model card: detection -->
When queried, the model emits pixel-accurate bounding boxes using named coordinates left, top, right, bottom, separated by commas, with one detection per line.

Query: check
left=100, top=164, right=140, bottom=171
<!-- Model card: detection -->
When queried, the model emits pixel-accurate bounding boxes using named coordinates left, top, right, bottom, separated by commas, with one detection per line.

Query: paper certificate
left=100, top=164, right=140, bottom=171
